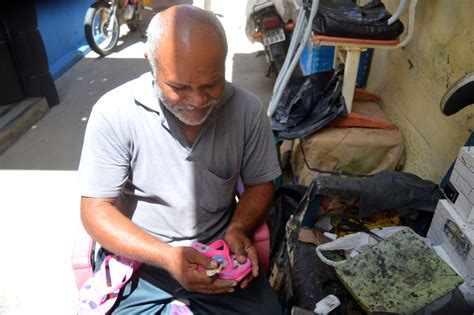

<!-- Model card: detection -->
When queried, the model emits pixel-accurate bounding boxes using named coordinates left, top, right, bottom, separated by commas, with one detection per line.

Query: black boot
left=440, top=71, right=474, bottom=116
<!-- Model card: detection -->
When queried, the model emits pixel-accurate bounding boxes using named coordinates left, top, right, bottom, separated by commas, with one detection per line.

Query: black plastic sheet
left=272, top=68, right=346, bottom=140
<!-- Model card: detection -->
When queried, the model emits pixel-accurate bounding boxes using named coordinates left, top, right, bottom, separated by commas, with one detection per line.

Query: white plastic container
left=433, top=244, right=474, bottom=308
left=449, top=147, right=474, bottom=223
left=428, top=200, right=474, bottom=286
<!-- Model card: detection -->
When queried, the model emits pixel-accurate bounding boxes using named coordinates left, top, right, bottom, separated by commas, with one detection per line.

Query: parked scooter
left=246, top=0, right=295, bottom=75
left=84, top=0, right=142, bottom=56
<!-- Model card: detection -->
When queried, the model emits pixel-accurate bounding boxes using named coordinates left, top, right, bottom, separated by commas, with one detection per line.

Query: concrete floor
left=0, top=1, right=275, bottom=313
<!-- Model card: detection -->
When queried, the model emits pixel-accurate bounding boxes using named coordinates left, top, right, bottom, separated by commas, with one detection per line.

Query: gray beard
left=155, top=86, right=217, bottom=126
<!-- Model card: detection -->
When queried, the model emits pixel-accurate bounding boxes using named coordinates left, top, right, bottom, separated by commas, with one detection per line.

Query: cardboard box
left=428, top=200, right=474, bottom=286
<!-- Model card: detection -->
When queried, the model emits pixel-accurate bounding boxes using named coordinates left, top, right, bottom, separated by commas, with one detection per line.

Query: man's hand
left=225, top=227, right=259, bottom=289
left=164, top=246, right=238, bottom=294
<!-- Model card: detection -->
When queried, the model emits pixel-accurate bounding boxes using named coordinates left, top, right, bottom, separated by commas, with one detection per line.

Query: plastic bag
left=271, top=67, right=346, bottom=140
left=315, top=226, right=405, bottom=267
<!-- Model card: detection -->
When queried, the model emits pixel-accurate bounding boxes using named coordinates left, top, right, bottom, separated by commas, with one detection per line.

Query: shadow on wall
left=231, top=52, right=276, bottom=108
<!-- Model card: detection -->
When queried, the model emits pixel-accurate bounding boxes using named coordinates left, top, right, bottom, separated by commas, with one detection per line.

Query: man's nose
left=186, top=89, right=208, bottom=107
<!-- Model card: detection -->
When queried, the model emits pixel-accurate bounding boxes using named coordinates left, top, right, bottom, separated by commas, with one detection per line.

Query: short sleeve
left=241, top=98, right=282, bottom=186
left=78, top=100, right=131, bottom=198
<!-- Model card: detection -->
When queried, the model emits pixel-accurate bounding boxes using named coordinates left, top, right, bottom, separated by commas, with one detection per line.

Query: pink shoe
left=191, top=240, right=252, bottom=282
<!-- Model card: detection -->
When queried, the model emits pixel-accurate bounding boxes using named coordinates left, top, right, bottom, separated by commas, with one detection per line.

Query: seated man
left=78, top=4, right=282, bottom=314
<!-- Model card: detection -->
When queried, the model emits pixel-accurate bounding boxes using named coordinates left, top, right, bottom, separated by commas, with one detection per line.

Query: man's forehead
left=162, top=25, right=223, bottom=51
left=159, top=63, right=225, bottom=86
left=155, top=33, right=225, bottom=72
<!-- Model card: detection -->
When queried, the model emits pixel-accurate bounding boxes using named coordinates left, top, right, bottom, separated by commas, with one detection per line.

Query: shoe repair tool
left=335, top=217, right=384, bottom=242
left=335, top=228, right=463, bottom=314
left=313, top=294, right=341, bottom=314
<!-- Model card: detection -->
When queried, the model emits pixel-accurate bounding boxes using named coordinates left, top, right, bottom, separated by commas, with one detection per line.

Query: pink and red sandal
left=191, top=239, right=252, bottom=282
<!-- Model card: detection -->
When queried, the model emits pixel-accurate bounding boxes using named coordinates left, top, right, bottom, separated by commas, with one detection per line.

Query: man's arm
left=225, top=181, right=274, bottom=289
left=81, top=197, right=238, bottom=294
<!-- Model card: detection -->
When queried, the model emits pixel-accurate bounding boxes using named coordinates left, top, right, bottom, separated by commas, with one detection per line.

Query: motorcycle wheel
left=268, top=41, right=288, bottom=74
left=127, top=5, right=142, bottom=32
left=84, top=2, right=120, bottom=56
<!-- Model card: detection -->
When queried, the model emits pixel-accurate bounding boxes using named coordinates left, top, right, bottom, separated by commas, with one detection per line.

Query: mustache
left=173, top=99, right=218, bottom=111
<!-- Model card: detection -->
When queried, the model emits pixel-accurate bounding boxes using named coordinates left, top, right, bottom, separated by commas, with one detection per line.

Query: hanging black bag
left=312, top=0, right=405, bottom=40
left=271, top=67, right=346, bottom=140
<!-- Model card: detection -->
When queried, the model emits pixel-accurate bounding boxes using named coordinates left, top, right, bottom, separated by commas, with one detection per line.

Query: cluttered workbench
left=267, top=163, right=473, bottom=314
left=247, top=0, right=474, bottom=312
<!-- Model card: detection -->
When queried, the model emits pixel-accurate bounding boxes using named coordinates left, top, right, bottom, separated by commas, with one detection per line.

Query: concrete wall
left=366, top=0, right=474, bottom=182
left=36, top=0, right=91, bottom=79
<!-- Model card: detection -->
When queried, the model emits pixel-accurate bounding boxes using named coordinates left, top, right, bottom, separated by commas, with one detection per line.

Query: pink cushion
left=71, top=223, right=95, bottom=289
left=252, top=222, right=270, bottom=272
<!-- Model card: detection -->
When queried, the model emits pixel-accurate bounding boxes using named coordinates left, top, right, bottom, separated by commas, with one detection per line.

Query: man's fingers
left=190, top=268, right=214, bottom=283
left=172, top=247, right=240, bottom=294
left=212, top=278, right=238, bottom=290
left=230, top=238, right=256, bottom=266
left=190, top=274, right=237, bottom=294
left=245, top=245, right=259, bottom=277
left=190, top=250, right=219, bottom=270
left=231, top=242, right=246, bottom=261
left=236, top=254, right=247, bottom=264
left=239, top=273, right=255, bottom=289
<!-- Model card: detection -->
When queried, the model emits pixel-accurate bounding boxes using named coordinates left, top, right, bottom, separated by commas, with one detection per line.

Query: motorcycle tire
left=127, top=5, right=142, bottom=32
left=84, top=2, right=120, bottom=56
left=268, top=41, right=287, bottom=74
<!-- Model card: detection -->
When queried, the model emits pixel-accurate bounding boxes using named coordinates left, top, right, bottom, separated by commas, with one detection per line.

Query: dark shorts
left=97, top=249, right=282, bottom=315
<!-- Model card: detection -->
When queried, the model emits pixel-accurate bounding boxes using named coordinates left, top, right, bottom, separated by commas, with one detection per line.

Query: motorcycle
left=84, top=0, right=142, bottom=56
left=246, top=0, right=297, bottom=76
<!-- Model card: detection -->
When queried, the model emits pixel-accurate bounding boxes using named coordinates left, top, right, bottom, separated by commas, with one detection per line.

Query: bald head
left=144, top=6, right=228, bottom=127
left=146, top=5, right=228, bottom=69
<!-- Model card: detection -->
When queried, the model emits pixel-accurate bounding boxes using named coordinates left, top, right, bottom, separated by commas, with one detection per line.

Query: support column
left=342, top=47, right=361, bottom=113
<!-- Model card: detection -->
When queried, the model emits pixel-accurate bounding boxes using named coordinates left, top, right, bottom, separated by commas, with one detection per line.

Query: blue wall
left=36, top=0, right=92, bottom=79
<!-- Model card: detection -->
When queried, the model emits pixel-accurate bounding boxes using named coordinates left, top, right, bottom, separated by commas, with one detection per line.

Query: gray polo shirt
left=79, top=72, right=281, bottom=243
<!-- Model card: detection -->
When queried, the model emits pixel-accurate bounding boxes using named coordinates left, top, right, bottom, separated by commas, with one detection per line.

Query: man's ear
left=144, top=51, right=149, bottom=61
